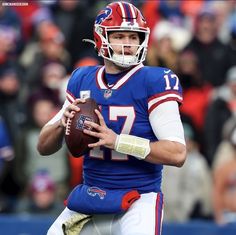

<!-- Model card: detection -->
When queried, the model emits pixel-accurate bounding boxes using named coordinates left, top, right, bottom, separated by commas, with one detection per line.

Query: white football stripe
left=128, top=3, right=136, bottom=23
left=118, top=2, right=126, bottom=21
left=66, top=92, right=76, bottom=103
left=97, top=66, right=106, bottom=89
left=148, top=93, right=182, bottom=109
left=112, top=63, right=143, bottom=89
left=96, top=64, right=143, bottom=90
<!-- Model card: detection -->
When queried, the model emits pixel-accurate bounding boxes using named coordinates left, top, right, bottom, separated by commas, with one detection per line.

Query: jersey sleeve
left=66, top=68, right=84, bottom=104
left=146, top=67, right=183, bottom=114
left=66, top=66, right=99, bottom=103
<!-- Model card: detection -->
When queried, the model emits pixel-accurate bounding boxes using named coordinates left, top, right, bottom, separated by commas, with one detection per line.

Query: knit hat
left=30, top=170, right=56, bottom=193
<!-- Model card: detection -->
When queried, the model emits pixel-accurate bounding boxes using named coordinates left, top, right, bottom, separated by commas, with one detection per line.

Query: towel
left=62, top=212, right=92, bottom=235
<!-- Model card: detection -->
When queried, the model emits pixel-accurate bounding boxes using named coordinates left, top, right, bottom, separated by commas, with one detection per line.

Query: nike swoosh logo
left=164, top=69, right=171, bottom=74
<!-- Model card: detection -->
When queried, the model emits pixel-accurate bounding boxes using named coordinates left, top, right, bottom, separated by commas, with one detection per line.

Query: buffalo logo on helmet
left=95, top=7, right=112, bottom=24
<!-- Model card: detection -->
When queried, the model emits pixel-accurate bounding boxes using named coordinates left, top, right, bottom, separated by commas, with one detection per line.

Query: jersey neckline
left=96, top=63, right=144, bottom=90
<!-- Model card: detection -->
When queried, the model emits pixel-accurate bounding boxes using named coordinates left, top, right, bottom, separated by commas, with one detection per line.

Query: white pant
left=47, top=192, right=163, bottom=235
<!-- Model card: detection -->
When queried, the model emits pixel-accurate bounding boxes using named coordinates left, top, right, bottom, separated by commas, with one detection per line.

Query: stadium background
left=0, top=0, right=236, bottom=234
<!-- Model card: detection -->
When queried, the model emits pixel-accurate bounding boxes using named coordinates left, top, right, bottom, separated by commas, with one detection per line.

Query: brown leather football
left=65, top=98, right=99, bottom=157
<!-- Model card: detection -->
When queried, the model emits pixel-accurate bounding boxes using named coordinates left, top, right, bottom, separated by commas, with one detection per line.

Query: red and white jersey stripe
left=148, top=91, right=183, bottom=114
left=96, top=63, right=143, bottom=90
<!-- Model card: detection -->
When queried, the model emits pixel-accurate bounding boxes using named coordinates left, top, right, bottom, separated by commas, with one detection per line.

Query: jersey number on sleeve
left=89, top=106, right=135, bottom=160
left=164, top=74, right=179, bottom=90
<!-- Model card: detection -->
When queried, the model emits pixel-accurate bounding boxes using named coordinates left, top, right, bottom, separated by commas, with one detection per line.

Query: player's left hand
left=83, top=109, right=117, bottom=149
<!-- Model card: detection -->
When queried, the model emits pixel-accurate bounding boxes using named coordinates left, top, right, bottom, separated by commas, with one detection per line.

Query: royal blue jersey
left=0, top=118, right=12, bottom=156
left=0, top=117, right=13, bottom=171
left=66, top=63, right=182, bottom=193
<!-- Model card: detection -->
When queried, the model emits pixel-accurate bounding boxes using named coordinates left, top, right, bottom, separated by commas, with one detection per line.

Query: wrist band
left=115, top=134, right=150, bottom=160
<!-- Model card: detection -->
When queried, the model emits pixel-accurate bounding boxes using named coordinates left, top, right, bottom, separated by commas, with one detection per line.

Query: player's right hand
left=61, top=98, right=86, bottom=127
left=83, top=109, right=118, bottom=150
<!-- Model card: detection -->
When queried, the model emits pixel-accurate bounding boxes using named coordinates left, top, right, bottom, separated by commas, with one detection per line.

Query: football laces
left=65, top=118, right=72, bottom=136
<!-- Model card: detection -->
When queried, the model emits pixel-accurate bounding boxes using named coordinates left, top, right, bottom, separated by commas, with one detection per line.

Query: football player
left=37, top=1, right=186, bottom=234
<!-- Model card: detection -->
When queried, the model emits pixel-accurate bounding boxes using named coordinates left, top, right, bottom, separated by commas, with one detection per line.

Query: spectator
left=0, top=38, right=23, bottom=212
left=0, top=13, right=25, bottom=128
left=15, top=170, right=64, bottom=215
left=27, top=62, right=67, bottom=109
left=228, top=11, right=236, bottom=67
left=204, top=66, right=236, bottom=166
left=146, top=20, right=179, bottom=71
left=177, top=50, right=212, bottom=143
left=147, top=19, right=191, bottom=71
left=158, top=0, right=185, bottom=26
left=0, top=66, right=21, bottom=143
left=0, top=116, right=14, bottom=179
left=0, top=115, right=15, bottom=213
left=19, top=21, right=71, bottom=98
left=15, top=97, right=70, bottom=201
left=209, top=0, right=234, bottom=44
left=212, top=119, right=236, bottom=225
left=0, top=3, right=24, bottom=55
left=181, top=0, right=204, bottom=20
left=162, top=116, right=212, bottom=222
left=184, top=6, right=230, bottom=87
left=50, top=0, right=99, bottom=67
left=12, top=1, right=41, bottom=42
left=141, top=0, right=161, bottom=38
left=212, top=117, right=236, bottom=171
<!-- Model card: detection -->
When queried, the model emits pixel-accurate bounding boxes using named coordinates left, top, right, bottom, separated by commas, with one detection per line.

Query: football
left=65, top=98, right=99, bottom=157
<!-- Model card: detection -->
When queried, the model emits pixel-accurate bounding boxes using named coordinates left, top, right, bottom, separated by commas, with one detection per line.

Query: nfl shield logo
left=76, top=115, right=93, bottom=130
left=104, top=89, right=112, bottom=99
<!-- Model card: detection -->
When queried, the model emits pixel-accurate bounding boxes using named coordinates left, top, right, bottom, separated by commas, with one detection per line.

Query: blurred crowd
left=1, top=0, right=236, bottom=226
